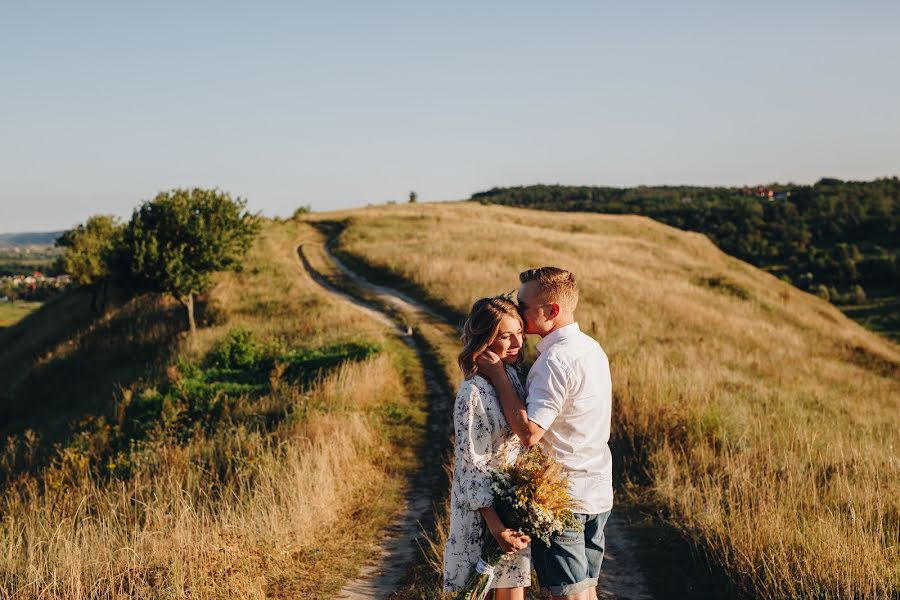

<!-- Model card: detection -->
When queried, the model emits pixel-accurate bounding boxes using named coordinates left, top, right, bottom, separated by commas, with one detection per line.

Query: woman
left=443, top=297, right=531, bottom=599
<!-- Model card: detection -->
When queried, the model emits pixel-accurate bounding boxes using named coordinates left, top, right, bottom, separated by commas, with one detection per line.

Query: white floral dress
left=443, top=366, right=531, bottom=592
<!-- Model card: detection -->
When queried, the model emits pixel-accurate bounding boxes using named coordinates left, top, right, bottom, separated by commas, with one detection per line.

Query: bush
left=209, top=328, right=261, bottom=370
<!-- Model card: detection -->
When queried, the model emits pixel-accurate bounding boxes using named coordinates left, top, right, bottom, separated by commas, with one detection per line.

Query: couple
left=443, top=267, right=613, bottom=600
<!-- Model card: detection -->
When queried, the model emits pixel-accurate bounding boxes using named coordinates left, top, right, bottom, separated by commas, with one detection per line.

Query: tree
left=123, top=188, right=259, bottom=335
left=56, top=215, right=124, bottom=314
left=409, top=190, right=417, bottom=203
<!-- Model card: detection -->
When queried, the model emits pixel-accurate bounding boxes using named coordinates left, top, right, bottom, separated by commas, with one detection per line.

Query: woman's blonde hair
left=457, top=297, right=524, bottom=379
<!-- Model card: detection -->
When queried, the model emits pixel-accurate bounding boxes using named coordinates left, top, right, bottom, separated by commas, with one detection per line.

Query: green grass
left=0, top=301, right=42, bottom=328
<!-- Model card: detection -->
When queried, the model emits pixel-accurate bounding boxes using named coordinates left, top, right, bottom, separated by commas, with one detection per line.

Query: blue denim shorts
left=531, top=510, right=611, bottom=596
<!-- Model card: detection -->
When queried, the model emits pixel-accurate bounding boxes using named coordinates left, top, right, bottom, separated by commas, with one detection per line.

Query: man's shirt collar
left=536, top=322, right=580, bottom=354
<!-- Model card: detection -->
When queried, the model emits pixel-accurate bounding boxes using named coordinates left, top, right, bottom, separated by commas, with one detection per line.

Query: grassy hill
left=310, top=201, right=900, bottom=600
left=3, top=204, right=897, bottom=598
left=472, top=181, right=900, bottom=341
left=0, top=220, right=427, bottom=598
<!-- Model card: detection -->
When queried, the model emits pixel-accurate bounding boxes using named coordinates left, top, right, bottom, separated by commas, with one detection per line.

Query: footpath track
left=297, top=237, right=654, bottom=600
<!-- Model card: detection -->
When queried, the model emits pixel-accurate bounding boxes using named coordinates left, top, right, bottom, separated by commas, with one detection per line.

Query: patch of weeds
left=8, top=329, right=384, bottom=486
left=122, top=330, right=380, bottom=441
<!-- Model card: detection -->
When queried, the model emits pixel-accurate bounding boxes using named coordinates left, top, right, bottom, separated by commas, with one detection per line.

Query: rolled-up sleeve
left=453, top=380, right=494, bottom=510
left=526, top=358, right=570, bottom=431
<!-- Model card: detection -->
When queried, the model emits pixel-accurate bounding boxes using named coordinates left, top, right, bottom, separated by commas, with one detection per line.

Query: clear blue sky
left=2, top=1, right=898, bottom=232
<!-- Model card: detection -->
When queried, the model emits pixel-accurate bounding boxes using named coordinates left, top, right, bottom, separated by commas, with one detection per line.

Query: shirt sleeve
left=453, top=379, right=495, bottom=510
left=526, top=357, right=570, bottom=431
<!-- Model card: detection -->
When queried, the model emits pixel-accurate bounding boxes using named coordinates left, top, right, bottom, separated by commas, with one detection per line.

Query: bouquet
left=454, top=445, right=582, bottom=600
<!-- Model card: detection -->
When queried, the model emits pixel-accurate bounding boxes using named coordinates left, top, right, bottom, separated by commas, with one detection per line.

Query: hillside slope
left=312, top=201, right=900, bottom=600
left=0, top=220, right=425, bottom=598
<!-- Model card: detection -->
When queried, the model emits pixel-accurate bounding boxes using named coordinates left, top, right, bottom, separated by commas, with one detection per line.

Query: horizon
left=3, top=1, right=899, bottom=231
left=2, top=173, right=900, bottom=235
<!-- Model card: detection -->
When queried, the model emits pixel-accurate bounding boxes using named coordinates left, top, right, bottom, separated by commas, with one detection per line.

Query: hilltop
left=472, top=179, right=900, bottom=340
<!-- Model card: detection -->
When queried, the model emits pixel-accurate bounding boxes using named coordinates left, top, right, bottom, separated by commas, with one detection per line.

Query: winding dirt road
left=297, top=238, right=655, bottom=600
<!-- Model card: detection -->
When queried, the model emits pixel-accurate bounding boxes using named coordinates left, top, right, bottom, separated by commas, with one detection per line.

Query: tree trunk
left=182, top=293, right=197, bottom=335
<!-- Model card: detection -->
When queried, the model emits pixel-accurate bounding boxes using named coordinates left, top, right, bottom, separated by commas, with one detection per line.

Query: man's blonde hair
left=519, top=267, right=579, bottom=312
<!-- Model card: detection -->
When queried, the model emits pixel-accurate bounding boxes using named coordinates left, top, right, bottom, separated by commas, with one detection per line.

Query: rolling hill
left=309, top=201, right=900, bottom=599
left=2, top=203, right=897, bottom=599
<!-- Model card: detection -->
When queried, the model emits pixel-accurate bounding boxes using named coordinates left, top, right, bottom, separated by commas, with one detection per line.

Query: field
left=2, top=202, right=898, bottom=599
left=0, top=221, right=427, bottom=598
left=0, top=302, right=42, bottom=328
left=308, top=201, right=900, bottom=600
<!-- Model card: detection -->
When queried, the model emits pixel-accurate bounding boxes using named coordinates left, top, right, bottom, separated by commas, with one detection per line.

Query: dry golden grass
left=0, top=220, right=424, bottom=598
left=313, top=201, right=900, bottom=600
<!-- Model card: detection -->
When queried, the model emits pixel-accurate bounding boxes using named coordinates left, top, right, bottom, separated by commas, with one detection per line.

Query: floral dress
left=443, top=365, right=531, bottom=592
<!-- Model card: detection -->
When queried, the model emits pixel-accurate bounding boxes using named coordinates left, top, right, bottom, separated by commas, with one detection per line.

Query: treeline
left=472, top=178, right=900, bottom=304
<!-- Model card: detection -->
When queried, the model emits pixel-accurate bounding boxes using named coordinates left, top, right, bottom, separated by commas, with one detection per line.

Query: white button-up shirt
left=526, top=322, right=613, bottom=514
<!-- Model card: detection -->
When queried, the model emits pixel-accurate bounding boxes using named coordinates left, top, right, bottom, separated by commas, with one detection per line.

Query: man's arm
left=476, top=352, right=546, bottom=447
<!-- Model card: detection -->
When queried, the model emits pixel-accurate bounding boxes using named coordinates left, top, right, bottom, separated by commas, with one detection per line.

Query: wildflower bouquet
left=454, top=445, right=582, bottom=600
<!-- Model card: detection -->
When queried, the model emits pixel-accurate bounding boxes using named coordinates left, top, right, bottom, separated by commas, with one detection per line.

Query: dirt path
left=298, top=239, right=655, bottom=600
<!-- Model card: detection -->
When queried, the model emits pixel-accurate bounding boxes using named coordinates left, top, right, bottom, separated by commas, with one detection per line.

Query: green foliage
left=209, top=327, right=260, bottom=370
left=122, top=188, right=260, bottom=331
left=409, top=190, right=418, bottom=203
left=124, top=188, right=259, bottom=300
left=121, top=329, right=380, bottom=444
left=56, top=215, right=124, bottom=287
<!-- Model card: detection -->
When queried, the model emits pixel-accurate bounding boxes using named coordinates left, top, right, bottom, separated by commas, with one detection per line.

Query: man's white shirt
left=525, top=322, right=613, bottom=514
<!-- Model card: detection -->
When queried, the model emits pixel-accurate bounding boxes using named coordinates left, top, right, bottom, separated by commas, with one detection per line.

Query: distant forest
left=472, top=178, right=900, bottom=308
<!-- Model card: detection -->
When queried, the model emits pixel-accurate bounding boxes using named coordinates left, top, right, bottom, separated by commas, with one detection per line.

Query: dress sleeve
left=453, top=378, right=495, bottom=510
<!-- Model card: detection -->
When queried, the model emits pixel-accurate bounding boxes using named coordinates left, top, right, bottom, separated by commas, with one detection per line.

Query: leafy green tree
left=123, top=188, right=259, bottom=335
left=409, top=190, right=418, bottom=203
left=56, top=215, right=124, bottom=314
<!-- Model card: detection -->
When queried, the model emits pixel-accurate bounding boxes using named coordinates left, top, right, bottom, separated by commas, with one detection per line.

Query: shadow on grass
left=841, top=296, right=900, bottom=343
left=0, top=288, right=189, bottom=449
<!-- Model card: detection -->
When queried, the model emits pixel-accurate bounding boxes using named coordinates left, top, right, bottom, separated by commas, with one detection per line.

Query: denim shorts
left=531, top=510, right=611, bottom=596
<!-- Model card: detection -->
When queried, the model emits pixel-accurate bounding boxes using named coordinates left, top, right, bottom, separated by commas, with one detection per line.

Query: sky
left=1, top=1, right=899, bottom=232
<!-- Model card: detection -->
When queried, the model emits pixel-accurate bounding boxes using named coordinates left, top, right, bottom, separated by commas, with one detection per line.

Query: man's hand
left=476, top=349, right=505, bottom=383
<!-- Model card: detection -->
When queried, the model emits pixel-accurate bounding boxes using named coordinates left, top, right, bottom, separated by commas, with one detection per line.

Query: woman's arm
left=476, top=354, right=546, bottom=447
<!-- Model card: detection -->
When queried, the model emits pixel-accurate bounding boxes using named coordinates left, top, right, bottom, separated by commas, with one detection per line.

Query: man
left=477, top=267, right=613, bottom=600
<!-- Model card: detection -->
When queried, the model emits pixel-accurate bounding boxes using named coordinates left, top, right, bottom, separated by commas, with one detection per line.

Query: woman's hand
left=476, top=349, right=505, bottom=383
left=478, top=506, right=530, bottom=554
left=490, top=525, right=531, bottom=554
